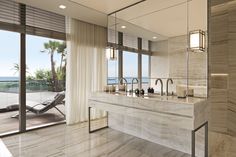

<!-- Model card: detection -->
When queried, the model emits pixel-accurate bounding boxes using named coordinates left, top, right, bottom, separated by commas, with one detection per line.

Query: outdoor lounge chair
left=11, top=91, right=65, bottom=118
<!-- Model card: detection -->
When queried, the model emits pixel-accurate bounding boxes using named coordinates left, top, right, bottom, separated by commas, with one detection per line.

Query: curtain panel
left=66, top=18, right=107, bottom=125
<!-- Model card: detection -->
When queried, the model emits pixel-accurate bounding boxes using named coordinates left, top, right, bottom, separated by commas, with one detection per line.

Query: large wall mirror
left=107, top=0, right=207, bottom=98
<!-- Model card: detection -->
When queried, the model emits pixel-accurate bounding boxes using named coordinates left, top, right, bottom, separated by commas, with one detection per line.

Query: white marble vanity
left=88, top=92, right=209, bottom=157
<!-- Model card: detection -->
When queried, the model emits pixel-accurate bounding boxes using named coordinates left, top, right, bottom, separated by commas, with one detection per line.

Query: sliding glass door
left=0, top=0, right=66, bottom=136
left=0, top=30, right=20, bottom=135
left=26, top=35, right=66, bottom=129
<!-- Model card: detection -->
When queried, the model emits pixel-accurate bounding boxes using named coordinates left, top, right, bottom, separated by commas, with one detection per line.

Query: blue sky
left=0, top=29, right=148, bottom=78
left=108, top=52, right=149, bottom=77
left=0, top=30, right=62, bottom=77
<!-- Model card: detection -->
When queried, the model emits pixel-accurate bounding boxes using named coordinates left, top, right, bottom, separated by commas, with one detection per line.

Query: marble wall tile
left=188, top=51, right=207, bottom=79
left=210, top=75, right=228, bottom=89
left=210, top=15, right=228, bottom=43
left=151, top=34, right=207, bottom=97
left=210, top=102, right=227, bottom=133
left=227, top=0, right=236, bottom=137
left=228, top=109, right=236, bottom=136
left=228, top=39, right=236, bottom=66
left=211, top=0, right=229, bottom=7
left=151, top=40, right=169, bottom=79
left=228, top=73, right=236, bottom=90
left=209, top=89, right=228, bottom=103
left=228, top=89, right=236, bottom=107
left=209, top=43, right=228, bottom=65
left=209, top=64, right=228, bottom=74
left=168, top=35, right=187, bottom=53
left=209, top=0, right=236, bottom=137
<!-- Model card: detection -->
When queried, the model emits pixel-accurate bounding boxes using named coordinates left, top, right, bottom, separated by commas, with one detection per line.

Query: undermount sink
left=111, top=91, right=127, bottom=96
left=144, top=94, right=162, bottom=98
left=111, top=92, right=164, bottom=99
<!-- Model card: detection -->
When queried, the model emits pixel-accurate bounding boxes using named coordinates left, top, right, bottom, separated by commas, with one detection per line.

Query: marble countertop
left=89, top=91, right=207, bottom=116
left=111, top=91, right=206, bottom=105
left=89, top=91, right=209, bottom=130
left=90, top=91, right=206, bottom=105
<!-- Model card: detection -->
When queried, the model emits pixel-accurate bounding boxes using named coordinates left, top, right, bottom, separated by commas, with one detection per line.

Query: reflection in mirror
left=107, top=0, right=207, bottom=98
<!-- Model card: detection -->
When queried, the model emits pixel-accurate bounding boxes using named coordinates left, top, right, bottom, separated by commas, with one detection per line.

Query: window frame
left=107, top=32, right=151, bottom=89
left=0, top=2, right=66, bottom=137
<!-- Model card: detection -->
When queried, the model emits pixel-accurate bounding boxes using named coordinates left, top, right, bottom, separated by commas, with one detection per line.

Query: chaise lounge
left=11, top=91, right=65, bottom=118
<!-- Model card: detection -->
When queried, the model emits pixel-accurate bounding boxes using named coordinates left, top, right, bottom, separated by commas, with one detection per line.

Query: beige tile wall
left=151, top=35, right=207, bottom=96
left=210, top=0, right=236, bottom=136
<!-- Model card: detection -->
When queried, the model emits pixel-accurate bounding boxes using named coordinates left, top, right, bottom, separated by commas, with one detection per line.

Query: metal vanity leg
left=88, top=107, right=109, bottom=133
left=191, top=130, right=195, bottom=157
left=191, top=121, right=208, bottom=157
left=88, top=107, right=91, bottom=133
left=205, top=122, right=208, bottom=157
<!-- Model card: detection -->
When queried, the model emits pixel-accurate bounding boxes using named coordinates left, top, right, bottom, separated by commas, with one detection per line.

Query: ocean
left=0, top=77, right=19, bottom=82
left=107, top=77, right=149, bottom=85
left=0, top=77, right=149, bottom=84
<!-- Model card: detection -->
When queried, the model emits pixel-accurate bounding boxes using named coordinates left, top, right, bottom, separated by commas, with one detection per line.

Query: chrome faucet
left=119, top=77, right=128, bottom=93
left=166, top=78, right=174, bottom=96
left=155, top=78, right=163, bottom=96
left=131, top=78, right=139, bottom=93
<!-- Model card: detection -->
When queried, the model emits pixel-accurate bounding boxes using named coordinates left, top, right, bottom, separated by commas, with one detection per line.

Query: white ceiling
left=112, top=0, right=207, bottom=38
left=70, top=0, right=141, bottom=14
left=15, top=0, right=107, bottom=27
left=16, top=0, right=207, bottom=39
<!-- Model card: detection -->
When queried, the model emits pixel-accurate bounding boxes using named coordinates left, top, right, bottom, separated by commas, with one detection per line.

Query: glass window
left=107, top=58, right=118, bottom=85
left=26, top=35, right=66, bottom=129
left=106, top=52, right=150, bottom=92
left=142, top=54, right=150, bottom=90
left=123, top=51, right=138, bottom=90
left=0, top=30, right=20, bottom=134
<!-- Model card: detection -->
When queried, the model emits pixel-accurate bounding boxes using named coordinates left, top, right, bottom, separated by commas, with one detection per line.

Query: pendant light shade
left=107, top=12, right=118, bottom=60
left=106, top=46, right=117, bottom=60
left=189, top=30, right=206, bottom=52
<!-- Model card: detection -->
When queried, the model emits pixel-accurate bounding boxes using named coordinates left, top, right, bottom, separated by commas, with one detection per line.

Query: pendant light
left=106, top=12, right=118, bottom=60
left=106, top=46, right=117, bottom=60
left=189, top=30, right=206, bottom=52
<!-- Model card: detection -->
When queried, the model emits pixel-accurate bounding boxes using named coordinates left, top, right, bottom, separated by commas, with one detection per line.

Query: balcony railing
left=0, top=80, right=65, bottom=93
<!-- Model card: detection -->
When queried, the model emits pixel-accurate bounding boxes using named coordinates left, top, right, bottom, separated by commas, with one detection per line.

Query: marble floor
left=209, top=132, right=236, bottom=157
left=0, top=121, right=235, bottom=157
left=1, top=122, right=190, bottom=157
left=0, top=105, right=65, bottom=134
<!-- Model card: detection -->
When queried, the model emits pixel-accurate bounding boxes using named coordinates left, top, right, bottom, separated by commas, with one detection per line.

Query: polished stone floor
left=209, top=131, right=236, bottom=157
left=0, top=105, right=65, bottom=135
left=1, top=122, right=236, bottom=157
left=1, top=122, right=190, bottom=157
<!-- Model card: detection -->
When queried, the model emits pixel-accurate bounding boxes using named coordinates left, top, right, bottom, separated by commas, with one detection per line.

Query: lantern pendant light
left=189, top=30, right=206, bottom=52
left=107, top=12, right=118, bottom=60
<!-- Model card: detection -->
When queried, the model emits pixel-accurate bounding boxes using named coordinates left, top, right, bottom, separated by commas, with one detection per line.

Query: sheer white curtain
left=65, top=17, right=107, bottom=125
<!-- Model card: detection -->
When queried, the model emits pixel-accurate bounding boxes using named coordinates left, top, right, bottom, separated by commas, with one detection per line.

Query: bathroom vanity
left=88, top=91, right=209, bottom=157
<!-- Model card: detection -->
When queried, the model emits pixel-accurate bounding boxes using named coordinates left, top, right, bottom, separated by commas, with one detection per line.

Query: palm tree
left=57, top=41, right=67, bottom=71
left=42, top=40, right=60, bottom=92
left=12, top=63, right=30, bottom=75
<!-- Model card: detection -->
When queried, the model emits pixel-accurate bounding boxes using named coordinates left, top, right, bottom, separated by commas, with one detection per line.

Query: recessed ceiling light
left=121, top=25, right=126, bottom=29
left=59, top=5, right=66, bottom=9
left=152, top=36, right=157, bottom=39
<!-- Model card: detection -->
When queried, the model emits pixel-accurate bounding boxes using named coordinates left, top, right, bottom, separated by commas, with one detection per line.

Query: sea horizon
left=0, top=76, right=19, bottom=81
